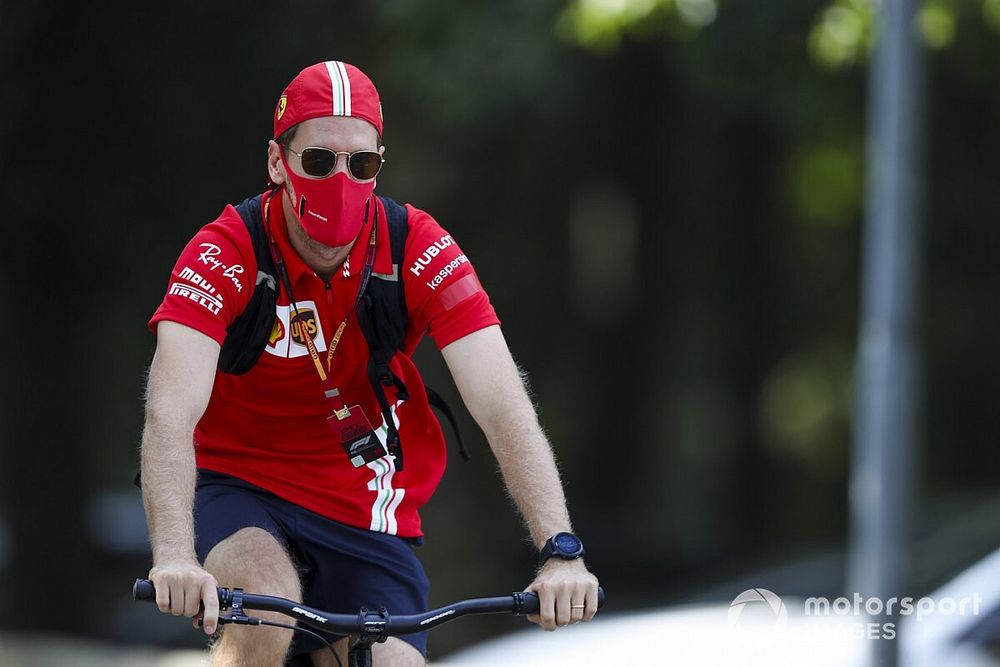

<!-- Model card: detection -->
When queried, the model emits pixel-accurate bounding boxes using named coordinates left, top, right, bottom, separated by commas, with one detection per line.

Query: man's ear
left=267, top=140, right=286, bottom=185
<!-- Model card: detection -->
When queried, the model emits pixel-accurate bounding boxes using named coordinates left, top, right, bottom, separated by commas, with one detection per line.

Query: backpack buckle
left=373, top=361, right=393, bottom=387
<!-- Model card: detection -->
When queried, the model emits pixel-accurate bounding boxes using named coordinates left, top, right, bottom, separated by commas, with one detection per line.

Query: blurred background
left=1, top=0, right=999, bottom=664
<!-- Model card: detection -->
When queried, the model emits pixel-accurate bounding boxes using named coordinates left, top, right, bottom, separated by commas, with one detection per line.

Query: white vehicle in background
left=901, top=546, right=1000, bottom=667
left=442, top=547, right=1000, bottom=667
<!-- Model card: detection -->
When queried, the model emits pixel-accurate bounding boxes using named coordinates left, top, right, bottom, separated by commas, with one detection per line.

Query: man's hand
left=148, top=561, right=220, bottom=635
left=525, top=559, right=600, bottom=631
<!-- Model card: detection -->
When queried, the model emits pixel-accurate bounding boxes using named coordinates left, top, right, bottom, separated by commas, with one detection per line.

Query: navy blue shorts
left=193, top=469, right=430, bottom=658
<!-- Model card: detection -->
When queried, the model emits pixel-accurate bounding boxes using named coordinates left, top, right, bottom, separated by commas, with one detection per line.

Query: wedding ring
left=571, top=605, right=585, bottom=609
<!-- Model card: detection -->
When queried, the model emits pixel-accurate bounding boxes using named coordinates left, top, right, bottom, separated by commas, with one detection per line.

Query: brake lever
left=221, top=614, right=263, bottom=626
left=197, top=614, right=263, bottom=627
left=196, top=587, right=261, bottom=628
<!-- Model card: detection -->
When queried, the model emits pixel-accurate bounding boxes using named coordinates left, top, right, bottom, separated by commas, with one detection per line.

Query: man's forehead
left=293, top=116, right=380, bottom=148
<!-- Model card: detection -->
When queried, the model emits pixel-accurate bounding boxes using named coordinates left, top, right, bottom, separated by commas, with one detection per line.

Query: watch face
left=554, top=533, right=582, bottom=555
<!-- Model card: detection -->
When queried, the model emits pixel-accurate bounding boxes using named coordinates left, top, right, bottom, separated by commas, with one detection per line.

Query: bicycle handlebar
left=133, top=579, right=604, bottom=636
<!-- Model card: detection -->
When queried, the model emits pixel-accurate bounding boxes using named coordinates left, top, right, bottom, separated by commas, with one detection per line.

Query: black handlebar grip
left=133, top=578, right=156, bottom=602
left=520, top=586, right=605, bottom=615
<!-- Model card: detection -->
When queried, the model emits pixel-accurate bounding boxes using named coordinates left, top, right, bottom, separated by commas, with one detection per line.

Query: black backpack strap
left=356, top=196, right=411, bottom=469
left=357, top=196, right=471, bottom=470
left=425, top=386, right=471, bottom=462
left=218, top=195, right=279, bottom=375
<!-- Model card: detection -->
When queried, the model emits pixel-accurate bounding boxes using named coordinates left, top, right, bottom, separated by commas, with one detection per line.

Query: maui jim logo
left=179, top=266, right=217, bottom=295
left=409, top=235, right=455, bottom=276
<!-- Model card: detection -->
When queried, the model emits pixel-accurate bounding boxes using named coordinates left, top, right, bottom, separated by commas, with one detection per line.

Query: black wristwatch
left=538, top=532, right=585, bottom=566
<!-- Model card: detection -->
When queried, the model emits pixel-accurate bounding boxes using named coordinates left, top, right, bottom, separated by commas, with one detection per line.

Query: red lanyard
left=264, top=191, right=378, bottom=419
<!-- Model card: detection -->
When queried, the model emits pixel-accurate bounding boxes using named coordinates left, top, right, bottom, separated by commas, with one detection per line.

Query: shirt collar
left=264, top=190, right=392, bottom=285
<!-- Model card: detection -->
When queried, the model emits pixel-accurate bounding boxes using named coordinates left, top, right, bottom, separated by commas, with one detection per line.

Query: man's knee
left=204, top=526, right=301, bottom=598
left=204, top=528, right=301, bottom=665
left=374, top=638, right=426, bottom=666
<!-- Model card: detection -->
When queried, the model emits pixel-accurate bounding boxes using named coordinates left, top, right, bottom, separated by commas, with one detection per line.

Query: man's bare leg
left=204, top=527, right=301, bottom=667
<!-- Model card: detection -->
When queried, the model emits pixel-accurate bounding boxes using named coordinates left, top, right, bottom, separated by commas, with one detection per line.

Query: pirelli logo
left=169, top=282, right=223, bottom=315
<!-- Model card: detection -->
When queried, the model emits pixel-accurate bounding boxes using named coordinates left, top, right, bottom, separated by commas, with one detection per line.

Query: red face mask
left=281, top=152, right=374, bottom=248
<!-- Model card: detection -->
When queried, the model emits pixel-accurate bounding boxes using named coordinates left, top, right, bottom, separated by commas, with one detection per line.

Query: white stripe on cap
left=324, top=61, right=343, bottom=116
left=335, top=61, right=351, bottom=116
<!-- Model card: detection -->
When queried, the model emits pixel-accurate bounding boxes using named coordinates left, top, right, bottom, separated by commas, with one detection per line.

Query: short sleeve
left=402, top=205, right=500, bottom=350
left=148, top=206, right=257, bottom=345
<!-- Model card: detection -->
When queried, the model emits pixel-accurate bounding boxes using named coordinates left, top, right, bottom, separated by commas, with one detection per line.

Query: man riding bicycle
left=141, top=60, right=600, bottom=666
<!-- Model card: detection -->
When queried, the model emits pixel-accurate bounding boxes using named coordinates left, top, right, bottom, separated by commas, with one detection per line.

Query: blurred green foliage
left=557, top=0, right=720, bottom=51
left=559, top=0, right=999, bottom=66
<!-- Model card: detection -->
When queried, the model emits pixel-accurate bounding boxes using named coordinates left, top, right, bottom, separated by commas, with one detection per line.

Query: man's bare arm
left=141, top=320, right=221, bottom=633
left=441, top=324, right=599, bottom=630
left=442, top=325, right=570, bottom=544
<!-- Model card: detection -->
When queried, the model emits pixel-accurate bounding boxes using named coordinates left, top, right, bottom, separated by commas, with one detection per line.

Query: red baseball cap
left=273, top=61, right=383, bottom=140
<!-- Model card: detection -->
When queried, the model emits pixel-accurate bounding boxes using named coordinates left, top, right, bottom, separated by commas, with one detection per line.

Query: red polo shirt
left=149, top=192, right=499, bottom=537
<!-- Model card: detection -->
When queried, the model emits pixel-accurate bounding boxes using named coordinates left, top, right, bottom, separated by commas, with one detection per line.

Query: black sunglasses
left=285, top=146, right=384, bottom=180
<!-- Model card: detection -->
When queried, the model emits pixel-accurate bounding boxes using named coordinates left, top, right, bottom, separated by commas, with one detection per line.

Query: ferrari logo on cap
left=276, top=95, right=288, bottom=120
